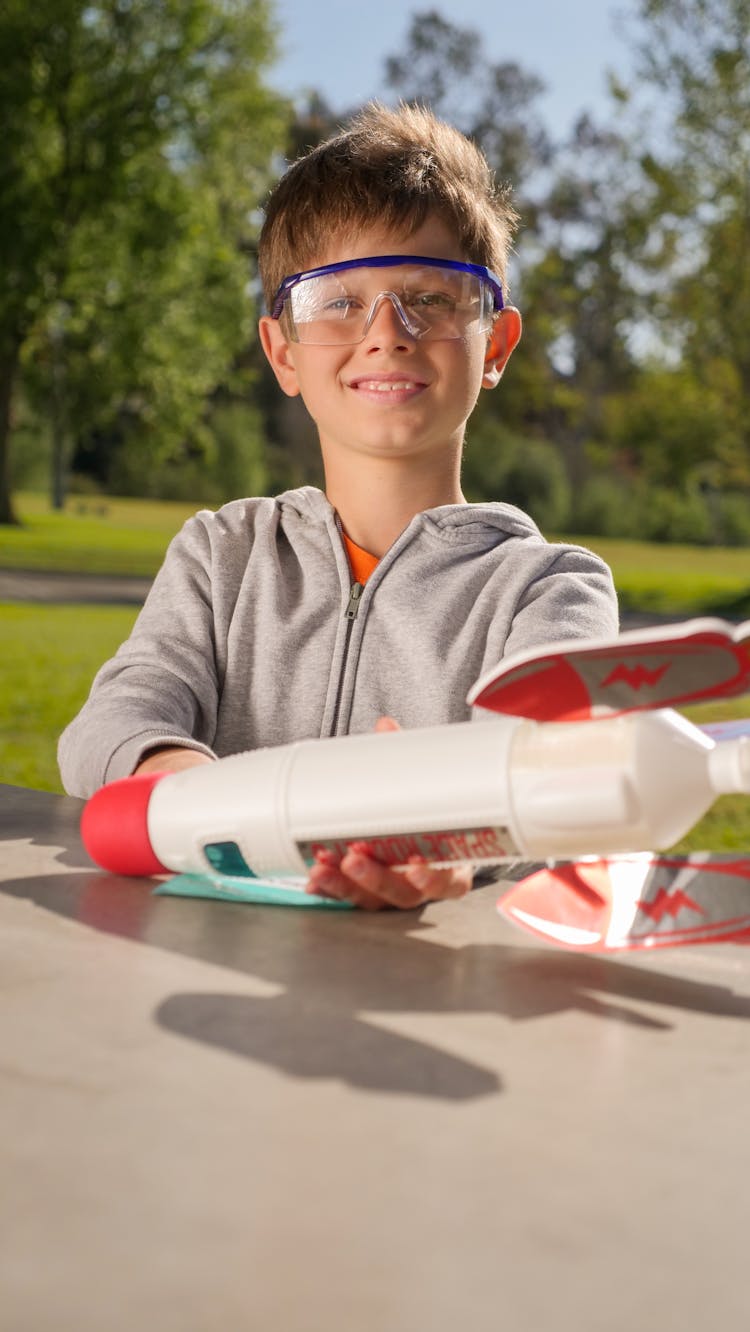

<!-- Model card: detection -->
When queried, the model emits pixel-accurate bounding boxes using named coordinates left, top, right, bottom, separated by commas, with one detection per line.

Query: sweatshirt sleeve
left=58, top=514, right=223, bottom=798
left=502, top=542, right=619, bottom=660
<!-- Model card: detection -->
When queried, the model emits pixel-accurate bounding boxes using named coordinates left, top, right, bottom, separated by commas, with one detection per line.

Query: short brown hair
left=258, top=101, right=518, bottom=310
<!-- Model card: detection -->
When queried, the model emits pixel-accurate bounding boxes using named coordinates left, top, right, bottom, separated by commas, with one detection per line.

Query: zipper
left=345, top=581, right=364, bottom=620
left=329, top=580, right=364, bottom=735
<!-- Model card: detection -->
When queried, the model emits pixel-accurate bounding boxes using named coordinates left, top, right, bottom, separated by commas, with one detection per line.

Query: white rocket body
left=138, top=709, right=750, bottom=880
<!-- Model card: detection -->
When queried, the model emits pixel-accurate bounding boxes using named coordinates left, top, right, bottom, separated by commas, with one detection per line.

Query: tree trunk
left=50, top=330, right=68, bottom=511
left=0, top=342, right=21, bottom=526
left=51, top=401, right=67, bottom=512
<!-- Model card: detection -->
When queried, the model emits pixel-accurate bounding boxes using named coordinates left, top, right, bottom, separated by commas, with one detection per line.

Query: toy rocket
left=82, top=618, right=750, bottom=893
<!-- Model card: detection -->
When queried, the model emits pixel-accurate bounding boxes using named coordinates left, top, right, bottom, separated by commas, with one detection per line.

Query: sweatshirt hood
left=275, top=485, right=543, bottom=547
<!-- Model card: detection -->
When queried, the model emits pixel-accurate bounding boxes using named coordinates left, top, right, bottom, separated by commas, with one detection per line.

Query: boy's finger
left=404, top=862, right=473, bottom=900
left=373, top=716, right=400, bottom=733
left=341, top=853, right=427, bottom=910
left=306, top=862, right=385, bottom=911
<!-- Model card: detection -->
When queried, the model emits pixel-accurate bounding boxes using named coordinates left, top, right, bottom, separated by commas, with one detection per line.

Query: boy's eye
left=292, top=281, right=364, bottom=321
left=320, top=294, right=362, bottom=315
left=406, top=290, right=457, bottom=311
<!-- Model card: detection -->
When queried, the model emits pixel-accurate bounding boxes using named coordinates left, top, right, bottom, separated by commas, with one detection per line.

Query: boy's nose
left=360, top=291, right=420, bottom=349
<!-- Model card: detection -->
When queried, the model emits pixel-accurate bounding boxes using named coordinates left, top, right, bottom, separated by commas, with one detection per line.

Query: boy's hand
left=307, top=848, right=473, bottom=911
left=305, top=716, right=474, bottom=911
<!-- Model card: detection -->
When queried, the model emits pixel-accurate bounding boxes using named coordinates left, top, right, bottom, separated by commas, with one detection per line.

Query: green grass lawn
left=0, top=492, right=199, bottom=576
left=1, top=604, right=139, bottom=791
left=563, top=534, right=750, bottom=616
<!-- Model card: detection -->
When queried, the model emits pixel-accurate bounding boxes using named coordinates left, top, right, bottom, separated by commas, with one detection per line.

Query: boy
left=59, top=102, right=619, bottom=909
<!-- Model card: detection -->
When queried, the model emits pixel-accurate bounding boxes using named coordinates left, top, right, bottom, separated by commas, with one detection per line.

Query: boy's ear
left=482, top=307, right=522, bottom=389
left=258, top=315, right=302, bottom=397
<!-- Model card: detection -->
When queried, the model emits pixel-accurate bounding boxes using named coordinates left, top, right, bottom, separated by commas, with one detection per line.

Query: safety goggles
left=270, top=255, right=504, bottom=345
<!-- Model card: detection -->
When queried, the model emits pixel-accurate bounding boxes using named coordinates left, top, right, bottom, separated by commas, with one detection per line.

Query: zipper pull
left=345, top=581, right=364, bottom=620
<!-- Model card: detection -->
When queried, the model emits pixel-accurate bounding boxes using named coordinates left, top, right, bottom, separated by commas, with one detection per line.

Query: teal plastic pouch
left=154, top=870, right=352, bottom=909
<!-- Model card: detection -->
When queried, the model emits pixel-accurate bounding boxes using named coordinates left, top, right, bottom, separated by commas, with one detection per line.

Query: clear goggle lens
left=278, top=261, right=500, bottom=345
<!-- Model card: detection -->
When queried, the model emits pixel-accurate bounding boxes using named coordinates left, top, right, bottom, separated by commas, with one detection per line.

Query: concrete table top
left=1, top=782, right=749, bottom=1331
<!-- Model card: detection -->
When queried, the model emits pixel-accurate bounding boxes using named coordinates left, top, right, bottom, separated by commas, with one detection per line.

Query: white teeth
left=358, top=380, right=417, bottom=392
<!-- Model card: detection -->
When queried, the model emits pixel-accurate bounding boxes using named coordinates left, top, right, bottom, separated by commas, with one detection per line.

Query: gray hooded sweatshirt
left=58, top=486, right=618, bottom=797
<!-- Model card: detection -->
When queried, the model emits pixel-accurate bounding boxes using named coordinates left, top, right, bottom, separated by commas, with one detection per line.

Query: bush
left=463, top=424, right=571, bottom=530
left=570, top=474, right=640, bottom=538
left=108, top=400, right=269, bottom=504
left=571, top=472, right=750, bottom=546
left=636, top=486, right=713, bottom=544
left=8, top=412, right=50, bottom=493
left=712, top=492, right=750, bottom=546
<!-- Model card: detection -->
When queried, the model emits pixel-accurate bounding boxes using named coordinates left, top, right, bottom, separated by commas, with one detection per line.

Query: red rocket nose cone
left=81, top=773, right=169, bottom=877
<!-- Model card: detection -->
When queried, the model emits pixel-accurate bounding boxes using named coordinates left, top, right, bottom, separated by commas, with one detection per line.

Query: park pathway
left=0, top=570, right=152, bottom=604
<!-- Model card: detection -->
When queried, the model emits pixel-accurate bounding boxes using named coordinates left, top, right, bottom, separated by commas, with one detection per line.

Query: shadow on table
left=5, top=845, right=750, bottom=1101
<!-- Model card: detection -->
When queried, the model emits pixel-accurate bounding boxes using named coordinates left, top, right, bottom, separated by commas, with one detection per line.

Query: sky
left=268, top=0, right=638, bottom=139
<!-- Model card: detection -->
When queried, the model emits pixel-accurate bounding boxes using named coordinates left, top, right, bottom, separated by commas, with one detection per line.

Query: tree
left=509, top=112, right=647, bottom=490
left=617, top=0, right=750, bottom=489
left=383, top=9, right=551, bottom=190
left=0, top=0, right=287, bottom=523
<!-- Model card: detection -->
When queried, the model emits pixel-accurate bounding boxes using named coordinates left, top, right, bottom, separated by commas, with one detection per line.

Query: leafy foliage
left=0, top=0, right=288, bottom=518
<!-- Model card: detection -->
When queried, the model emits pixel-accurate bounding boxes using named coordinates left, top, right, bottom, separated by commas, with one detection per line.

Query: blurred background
left=1, top=0, right=749, bottom=804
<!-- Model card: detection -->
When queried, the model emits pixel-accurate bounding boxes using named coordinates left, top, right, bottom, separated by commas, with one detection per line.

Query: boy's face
left=259, top=215, right=521, bottom=472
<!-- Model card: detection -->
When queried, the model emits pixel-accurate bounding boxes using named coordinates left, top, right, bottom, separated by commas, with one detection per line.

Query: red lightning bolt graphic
left=636, top=887, right=706, bottom=923
left=600, top=662, right=670, bottom=691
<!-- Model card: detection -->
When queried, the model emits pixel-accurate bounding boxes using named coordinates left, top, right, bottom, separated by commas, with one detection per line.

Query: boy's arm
left=501, top=543, right=618, bottom=660
left=58, top=515, right=222, bottom=798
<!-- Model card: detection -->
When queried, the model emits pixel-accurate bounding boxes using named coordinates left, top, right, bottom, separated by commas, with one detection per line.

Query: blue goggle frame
left=270, top=254, right=505, bottom=320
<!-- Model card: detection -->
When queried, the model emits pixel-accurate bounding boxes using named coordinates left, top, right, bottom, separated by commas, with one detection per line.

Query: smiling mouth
left=349, top=379, right=426, bottom=393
